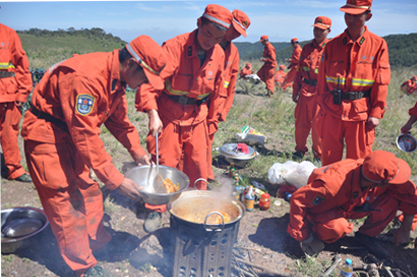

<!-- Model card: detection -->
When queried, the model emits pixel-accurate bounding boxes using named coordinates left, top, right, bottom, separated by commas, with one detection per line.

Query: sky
left=1, top=0, right=417, bottom=45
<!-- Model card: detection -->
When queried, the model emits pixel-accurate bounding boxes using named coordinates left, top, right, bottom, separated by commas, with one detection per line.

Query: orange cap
left=245, top=62, right=251, bottom=67
left=340, top=0, right=372, bottom=15
left=413, top=76, right=417, bottom=80
left=232, top=9, right=250, bottom=38
left=260, top=35, right=269, bottom=42
left=361, top=150, right=411, bottom=185
left=291, top=38, right=298, bottom=43
left=312, top=16, right=332, bottom=30
left=279, top=64, right=286, bottom=70
left=126, top=35, right=166, bottom=90
left=201, top=4, right=233, bottom=29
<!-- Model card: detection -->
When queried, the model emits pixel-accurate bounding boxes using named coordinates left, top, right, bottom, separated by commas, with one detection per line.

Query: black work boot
left=13, top=173, right=32, bottom=182
left=355, top=232, right=389, bottom=260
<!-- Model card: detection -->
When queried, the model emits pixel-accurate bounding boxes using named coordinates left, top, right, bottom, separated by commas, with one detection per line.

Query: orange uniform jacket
left=0, top=23, right=32, bottom=103
left=289, top=44, right=302, bottom=70
left=317, top=26, right=390, bottom=122
left=22, top=50, right=146, bottom=190
left=220, top=41, right=239, bottom=122
left=240, top=67, right=253, bottom=79
left=287, top=159, right=417, bottom=242
left=257, top=43, right=277, bottom=92
left=136, top=29, right=225, bottom=127
left=274, top=69, right=286, bottom=84
left=401, top=78, right=417, bottom=95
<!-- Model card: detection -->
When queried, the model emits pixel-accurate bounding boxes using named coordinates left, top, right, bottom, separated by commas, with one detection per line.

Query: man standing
left=287, top=150, right=417, bottom=258
left=292, top=16, right=331, bottom=160
left=135, top=4, right=232, bottom=231
left=0, top=23, right=32, bottom=182
left=257, top=35, right=277, bottom=97
left=316, top=0, right=390, bottom=166
left=282, top=38, right=302, bottom=91
left=22, top=35, right=166, bottom=276
left=207, top=9, right=251, bottom=180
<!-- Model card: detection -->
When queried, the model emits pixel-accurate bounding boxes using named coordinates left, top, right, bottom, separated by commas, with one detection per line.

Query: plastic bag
left=234, top=126, right=267, bottom=146
left=268, top=160, right=316, bottom=189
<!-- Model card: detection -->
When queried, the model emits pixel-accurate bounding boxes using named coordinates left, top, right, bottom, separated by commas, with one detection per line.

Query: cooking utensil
left=219, top=143, right=259, bottom=167
left=147, top=131, right=165, bottom=193
left=126, top=165, right=190, bottom=205
left=396, top=133, right=417, bottom=153
left=1, top=207, right=49, bottom=253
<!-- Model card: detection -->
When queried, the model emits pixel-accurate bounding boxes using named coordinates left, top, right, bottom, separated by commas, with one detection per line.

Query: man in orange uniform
left=21, top=35, right=166, bottom=276
left=282, top=38, right=302, bottom=91
left=257, top=35, right=277, bottom=97
left=135, top=5, right=232, bottom=230
left=400, top=76, right=417, bottom=95
left=274, top=65, right=287, bottom=87
left=239, top=62, right=253, bottom=80
left=292, top=16, right=331, bottom=160
left=205, top=9, right=252, bottom=180
left=316, top=0, right=390, bottom=166
left=0, top=23, right=32, bottom=182
left=401, top=101, right=417, bottom=135
left=287, top=150, right=417, bottom=258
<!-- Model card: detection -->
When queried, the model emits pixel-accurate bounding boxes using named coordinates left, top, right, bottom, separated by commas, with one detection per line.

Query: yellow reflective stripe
left=165, top=80, right=189, bottom=96
left=197, top=93, right=211, bottom=100
left=302, top=66, right=310, bottom=72
left=0, top=62, right=14, bottom=70
left=326, top=75, right=346, bottom=85
left=224, top=81, right=229, bottom=88
left=314, top=68, right=319, bottom=74
left=352, top=78, right=374, bottom=87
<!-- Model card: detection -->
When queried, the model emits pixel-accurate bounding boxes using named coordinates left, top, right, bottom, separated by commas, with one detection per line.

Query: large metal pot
left=125, top=165, right=190, bottom=205
left=1, top=207, right=49, bottom=253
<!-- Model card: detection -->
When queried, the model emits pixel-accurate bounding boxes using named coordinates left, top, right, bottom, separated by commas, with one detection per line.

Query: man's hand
left=292, top=93, right=299, bottom=103
left=131, top=153, right=151, bottom=166
left=259, top=58, right=265, bottom=62
left=400, top=115, right=417, bottom=134
left=117, top=178, right=143, bottom=202
left=366, top=117, right=379, bottom=129
left=393, top=213, right=414, bottom=246
left=147, top=109, right=163, bottom=137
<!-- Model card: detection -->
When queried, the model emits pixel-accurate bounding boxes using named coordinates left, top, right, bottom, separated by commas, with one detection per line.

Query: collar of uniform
left=312, top=38, right=328, bottom=49
left=110, top=49, right=125, bottom=92
left=342, top=26, right=369, bottom=47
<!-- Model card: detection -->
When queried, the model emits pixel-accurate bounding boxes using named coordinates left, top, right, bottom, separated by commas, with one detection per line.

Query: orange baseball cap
left=413, top=76, right=417, bottom=80
left=232, top=9, right=251, bottom=38
left=245, top=62, right=251, bottom=67
left=312, top=16, right=332, bottom=30
left=126, top=35, right=167, bottom=90
left=340, top=0, right=372, bottom=15
left=279, top=65, right=286, bottom=70
left=291, top=38, right=298, bottom=43
left=260, top=35, right=269, bottom=41
left=202, top=4, right=233, bottom=29
left=361, top=150, right=411, bottom=185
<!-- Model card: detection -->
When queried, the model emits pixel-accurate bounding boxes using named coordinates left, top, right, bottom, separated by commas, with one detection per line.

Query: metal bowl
left=396, top=133, right=417, bottom=153
left=125, top=165, right=190, bottom=205
left=1, top=207, right=49, bottom=253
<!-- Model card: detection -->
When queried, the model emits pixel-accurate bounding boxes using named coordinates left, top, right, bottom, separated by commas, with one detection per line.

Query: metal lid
left=396, top=133, right=417, bottom=153
left=219, top=143, right=257, bottom=160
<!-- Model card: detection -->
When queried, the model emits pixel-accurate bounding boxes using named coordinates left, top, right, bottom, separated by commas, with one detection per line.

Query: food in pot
left=180, top=211, right=232, bottom=224
left=162, top=178, right=180, bottom=193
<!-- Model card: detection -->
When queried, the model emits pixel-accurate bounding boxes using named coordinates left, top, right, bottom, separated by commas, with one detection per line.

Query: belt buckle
left=178, top=96, right=189, bottom=105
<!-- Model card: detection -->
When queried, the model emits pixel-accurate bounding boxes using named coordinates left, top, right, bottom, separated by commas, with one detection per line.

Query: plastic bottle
left=244, top=186, right=255, bottom=211
left=283, top=191, right=292, bottom=202
left=339, top=258, right=353, bottom=277
left=232, top=186, right=241, bottom=201
left=228, top=162, right=235, bottom=178
left=259, top=193, right=270, bottom=210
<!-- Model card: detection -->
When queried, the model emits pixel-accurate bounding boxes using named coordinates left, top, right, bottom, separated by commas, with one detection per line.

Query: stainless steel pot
left=125, top=165, right=190, bottom=205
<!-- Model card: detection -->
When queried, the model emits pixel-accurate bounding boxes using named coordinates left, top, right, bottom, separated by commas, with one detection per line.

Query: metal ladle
left=147, top=131, right=165, bottom=193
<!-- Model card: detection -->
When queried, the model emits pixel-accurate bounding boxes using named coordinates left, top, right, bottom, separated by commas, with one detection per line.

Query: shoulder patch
left=312, top=196, right=325, bottom=206
left=359, top=37, right=365, bottom=45
left=76, top=94, right=95, bottom=116
left=188, top=46, right=193, bottom=57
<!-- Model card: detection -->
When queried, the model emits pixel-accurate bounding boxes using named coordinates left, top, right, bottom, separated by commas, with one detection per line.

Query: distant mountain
left=18, top=28, right=416, bottom=69
left=235, top=32, right=417, bottom=68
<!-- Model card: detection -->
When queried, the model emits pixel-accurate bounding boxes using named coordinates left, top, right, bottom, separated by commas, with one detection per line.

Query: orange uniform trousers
left=24, top=139, right=111, bottom=276
left=318, top=114, right=374, bottom=166
left=294, top=94, right=321, bottom=157
left=0, top=102, right=27, bottom=179
left=310, top=193, right=408, bottom=243
left=257, top=65, right=276, bottom=93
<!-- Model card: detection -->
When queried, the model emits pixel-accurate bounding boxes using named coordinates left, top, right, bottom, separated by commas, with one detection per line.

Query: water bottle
left=339, top=258, right=353, bottom=277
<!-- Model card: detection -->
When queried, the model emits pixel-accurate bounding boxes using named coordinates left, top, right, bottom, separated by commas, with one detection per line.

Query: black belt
left=164, top=92, right=209, bottom=106
left=341, top=90, right=371, bottom=100
left=303, top=78, right=317, bottom=86
left=0, top=71, right=14, bottom=78
left=31, top=106, right=69, bottom=132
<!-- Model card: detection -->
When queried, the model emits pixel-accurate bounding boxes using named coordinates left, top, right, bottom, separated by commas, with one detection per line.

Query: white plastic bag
left=285, top=161, right=316, bottom=189
left=268, top=161, right=298, bottom=184
left=234, top=126, right=267, bottom=146
left=268, top=160, right=316, bottom=188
